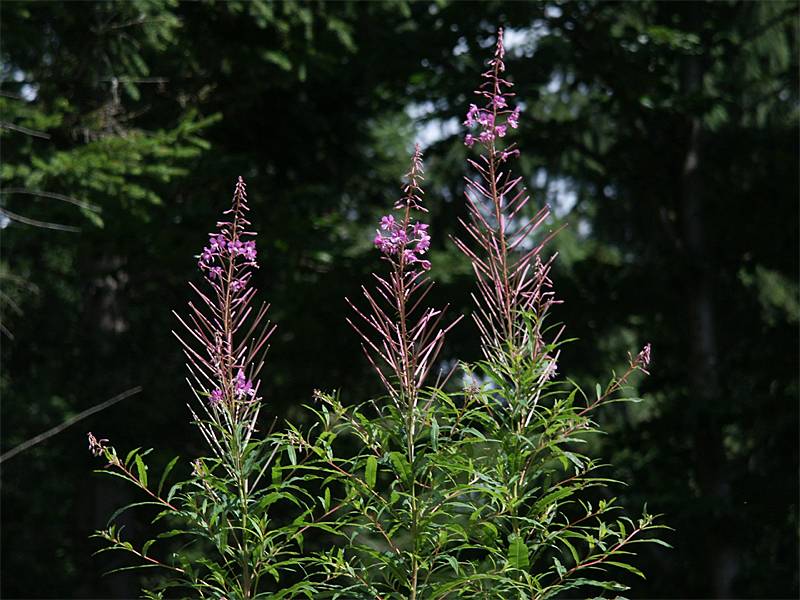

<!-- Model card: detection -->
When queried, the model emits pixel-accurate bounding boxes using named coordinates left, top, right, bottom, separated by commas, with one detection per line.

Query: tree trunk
left=680, top=19, right=738, bottom=597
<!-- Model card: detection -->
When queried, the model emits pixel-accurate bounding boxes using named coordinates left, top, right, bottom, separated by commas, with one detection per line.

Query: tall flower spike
left=455, top=29, right=561, bottom=364
left=348, top=146, right=461, bottom=410
left=173, top=177, right=275, bottom=452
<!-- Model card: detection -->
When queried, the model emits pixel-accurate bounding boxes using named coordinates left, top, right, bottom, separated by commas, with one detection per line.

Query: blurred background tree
left=1, top=1, right=796, bottom=597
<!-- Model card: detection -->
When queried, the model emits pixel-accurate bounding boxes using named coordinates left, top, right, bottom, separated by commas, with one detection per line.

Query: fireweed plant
left=88, top=179, right=316, bottom=599
left=445, top=29, right=667, bottom=597
left=299, top=146, right=470, bottom=598
left=303, top=29, right=667, bottom=599
left=89, top=28, right=667, bottom=600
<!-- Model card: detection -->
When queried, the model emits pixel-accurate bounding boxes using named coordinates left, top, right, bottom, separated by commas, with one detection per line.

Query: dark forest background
left=1, top=1, right=797, bottom=598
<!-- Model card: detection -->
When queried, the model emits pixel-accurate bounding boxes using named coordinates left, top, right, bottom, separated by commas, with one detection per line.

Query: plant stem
left=487, top=58, right=514, bottom=348
left=396, top=202, right=420, bottom=600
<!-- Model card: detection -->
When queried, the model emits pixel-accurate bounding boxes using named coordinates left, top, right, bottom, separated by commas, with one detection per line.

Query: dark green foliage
left=309, top=337, right=667, bottom=598
left=89, top=432, right=315, bottom=598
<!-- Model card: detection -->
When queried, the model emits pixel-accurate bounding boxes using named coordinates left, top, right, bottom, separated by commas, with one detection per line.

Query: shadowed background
left=1, top=1, right=797, bottom=598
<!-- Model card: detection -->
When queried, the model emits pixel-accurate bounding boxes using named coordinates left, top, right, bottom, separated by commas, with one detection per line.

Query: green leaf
left=617, top=519, right=627, bottom=537
left=287, top=444, right=297, bottom=466
left=365, top=455, right=377, bottom=489
left=261, top=50, right=292, bottom=71
left=135, top=455, right=148, bottom=488
left=430, top=416, right=439, bottom=451
left=561, top=537, right=580, bottom=565
left=444, top=554, right=459, bottom=575
left=389, top=452, right=412, bottom=486
left=254, top=492, right=284, bottom=511
left=157, top=456, right=179, bottom=497
left=157, top=529, right=186, bottom=540
left=606, top=560, right=646, bottom=579
left=508, top=535, right=530, bottom=570
left=125, top=447, right=142, bottom=467
left=534, top=486, right=575, bottom=512
left=553, top=556, right=566, bottom=577
left=272, top=462, right=282, bottom=485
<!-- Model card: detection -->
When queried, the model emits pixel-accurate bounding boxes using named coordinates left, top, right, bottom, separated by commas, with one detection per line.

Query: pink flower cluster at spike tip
left=196, top=183, right=259, bottom=295
left=372, top=144, right=432, bottom=271
left=463, top=28, right=521, bottom=153
left=374, top=216, right=431, bottom=270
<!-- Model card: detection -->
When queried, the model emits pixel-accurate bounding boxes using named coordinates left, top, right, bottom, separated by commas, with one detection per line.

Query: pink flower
left=495, top=125, right=507, bottom=138
left=233, top=369, right=255, bottom=399
left=508, top=107, right=520, bottom=129
left=390, top=228, right=407, bottom=245
left=210, top=234, right=226, bottom=251
left=493, top=95, right=507, bottom=108
left=87, top=432, right=109, bottom=457
left=499, top=149, right=520, bottom=162
left=412, top=222, right=428, bottom=236
left=465, top=134, right=475, bottom=147
left=464, top=103, right=479, bottom=126
left=380, top=215, right=396, bottom=230
left=241, top=241, right=257, bottom=261
left=637, top=344, right=652, bottom=368
left=477, top=112, right=494, bottom=128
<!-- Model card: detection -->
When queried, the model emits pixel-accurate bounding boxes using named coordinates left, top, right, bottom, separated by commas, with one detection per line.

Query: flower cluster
left=208, top=369, right=256, bottom=407
left=632, top=343, right=652, bottom=373
left=233, top=369, right=256, bottom=399
left=195, top=184, right=260, bottom=294
left=199, top=233, right=257, bottom=269
left=373, top=215, right=431, bottom=270
left=463, top=103, right=519, bottom=146
left=199, top=234, right=257, bottom=283
left=209, top=388, right=223, bottom=406
left=87, top=432, right=109, bottom=457
left=371, top=144, right=432, bottom=271
left=463, top=28, right=521, bottom=149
